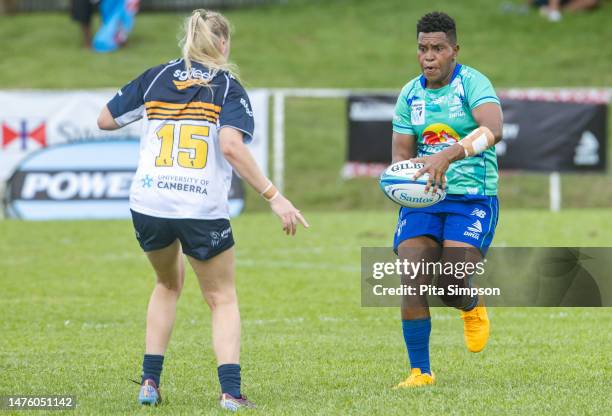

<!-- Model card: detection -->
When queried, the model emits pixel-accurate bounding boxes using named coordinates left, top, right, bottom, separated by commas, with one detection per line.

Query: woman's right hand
left=269, top=194, right=309, bottom=235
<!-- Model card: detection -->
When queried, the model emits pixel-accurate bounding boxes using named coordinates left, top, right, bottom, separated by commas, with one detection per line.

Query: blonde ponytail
left=179, top=9, right=240, bottom=83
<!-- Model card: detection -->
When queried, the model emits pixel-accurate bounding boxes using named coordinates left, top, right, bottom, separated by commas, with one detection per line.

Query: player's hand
left=269, top=194, right=309, bottom=236
left=410, top=153, right=451, bottom=195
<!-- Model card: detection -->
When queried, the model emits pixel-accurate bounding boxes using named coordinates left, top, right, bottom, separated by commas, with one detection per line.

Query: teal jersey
left=393, top=64, right=500, bottom=196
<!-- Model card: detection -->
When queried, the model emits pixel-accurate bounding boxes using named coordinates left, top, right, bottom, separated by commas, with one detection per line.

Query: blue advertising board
left=5, top=140, right=244, bottom=220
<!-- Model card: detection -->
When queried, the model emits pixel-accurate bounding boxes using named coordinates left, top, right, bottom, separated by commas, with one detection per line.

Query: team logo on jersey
left=422, top=123, right=460, bottom=145
left=2, top=120, right=46, bottom=150
left=410, top=100, right=425, bottom=125
left=141, top=175, right=154, bottom=188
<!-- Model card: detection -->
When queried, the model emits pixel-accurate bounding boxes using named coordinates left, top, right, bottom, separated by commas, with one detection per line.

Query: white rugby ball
left=379, top=160, right=446, bottom=208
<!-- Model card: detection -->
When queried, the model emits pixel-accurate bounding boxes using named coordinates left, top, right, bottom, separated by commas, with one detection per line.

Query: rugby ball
left=379, top=160, right=446, bottom=208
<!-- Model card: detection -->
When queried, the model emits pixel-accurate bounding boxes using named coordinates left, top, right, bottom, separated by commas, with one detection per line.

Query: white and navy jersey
left=107, top=59, right=254, bottom=220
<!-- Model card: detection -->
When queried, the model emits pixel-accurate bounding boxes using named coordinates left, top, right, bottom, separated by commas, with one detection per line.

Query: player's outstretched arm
left=97, top=105, right=120, bottom=130
left=219, top=127, right=309, bottom=236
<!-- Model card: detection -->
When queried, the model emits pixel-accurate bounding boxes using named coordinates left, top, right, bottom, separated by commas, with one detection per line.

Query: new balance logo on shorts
left=470, top=208, right=487, bottom=218
left=464, top=220, right=482, bottom=239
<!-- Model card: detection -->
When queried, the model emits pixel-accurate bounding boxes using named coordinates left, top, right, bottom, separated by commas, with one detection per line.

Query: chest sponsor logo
left=172, top=67, right=216, bottom=90
left=422, top=123, right=460, bottom=145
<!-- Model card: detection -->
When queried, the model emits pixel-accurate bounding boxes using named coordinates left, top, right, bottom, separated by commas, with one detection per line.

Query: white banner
left=0, top=89, right=269, bottom=182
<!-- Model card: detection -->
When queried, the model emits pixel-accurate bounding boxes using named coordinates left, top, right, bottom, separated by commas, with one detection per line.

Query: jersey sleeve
left=466, top=70, right=500, bottom=110
left=107, top=65, right=162, bottom=127
left=219, top=76, right=255, bottom=144
left=392, top=82, right=415, bottom=136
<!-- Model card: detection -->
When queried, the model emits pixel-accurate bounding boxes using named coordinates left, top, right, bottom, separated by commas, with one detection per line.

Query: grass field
left=0, top=1, right=611, bottom=413
left=1, top=210, right=611, bottom=415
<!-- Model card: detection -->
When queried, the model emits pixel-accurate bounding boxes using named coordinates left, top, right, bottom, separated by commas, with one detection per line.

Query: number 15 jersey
left=107, top=58, right=254, bottom=220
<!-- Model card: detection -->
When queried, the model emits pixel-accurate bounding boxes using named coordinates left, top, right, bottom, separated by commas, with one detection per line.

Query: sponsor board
left=4, top=141, right=245, bottom=220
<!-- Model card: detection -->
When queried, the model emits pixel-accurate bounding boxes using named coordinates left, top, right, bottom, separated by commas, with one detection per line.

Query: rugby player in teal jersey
left=391, top=12, right=503, bottom=388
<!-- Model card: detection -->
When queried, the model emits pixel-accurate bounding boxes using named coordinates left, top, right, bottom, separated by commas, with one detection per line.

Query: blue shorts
left=131, top=210, right=234, bottom=260
left=393, top=195, right=499, bottom=255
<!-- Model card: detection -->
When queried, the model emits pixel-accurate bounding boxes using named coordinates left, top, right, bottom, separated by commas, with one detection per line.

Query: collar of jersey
left=419, top=63, right=462, bottom=90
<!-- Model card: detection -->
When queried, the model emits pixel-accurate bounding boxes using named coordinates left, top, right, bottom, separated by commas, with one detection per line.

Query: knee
left=156, top=272, right=184, bottom=295
left=437, top=292, right=465, bottom=308
left=437, top=274, right=471, bottom=309
left=203, top=288, right=237, bottom=310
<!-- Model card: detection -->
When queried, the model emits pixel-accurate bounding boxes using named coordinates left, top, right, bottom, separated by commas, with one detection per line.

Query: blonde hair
left=179, top=9, right=239, bottom=83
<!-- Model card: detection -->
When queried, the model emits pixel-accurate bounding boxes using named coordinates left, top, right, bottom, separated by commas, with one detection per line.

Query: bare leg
left=548, top=0, right=562, bottom=12
left=80, top=23, right=92, bottom=48
left=187, top=248, right=240, bottom=365
left=437, top=240, right=483, bottom=310
left=144, top=240, right=185, bottom=355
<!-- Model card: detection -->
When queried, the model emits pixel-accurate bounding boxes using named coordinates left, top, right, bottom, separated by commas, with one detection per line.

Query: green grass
left=1, top=3, right=611, bottom=414
left=1, top=0, right=611, bottom=88
left=1, top=210, right=611, bottom=415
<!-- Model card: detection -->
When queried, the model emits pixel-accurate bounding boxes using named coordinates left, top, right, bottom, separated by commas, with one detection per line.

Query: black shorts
left=71, top=0, right=98, bottom=24
left=130, top=210, right=234, bottom=261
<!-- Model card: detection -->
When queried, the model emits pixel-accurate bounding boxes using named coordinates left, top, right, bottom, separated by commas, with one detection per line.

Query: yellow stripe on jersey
left=146, top=107, right=219, bottom=118
left=172, top=79, right=210, bottom=90
left=147, top=114, right=218, bottom=123
left=145, top=101, right=221, bottom=113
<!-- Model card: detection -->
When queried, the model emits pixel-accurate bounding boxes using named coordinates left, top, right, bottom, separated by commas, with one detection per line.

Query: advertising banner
left=4, top=140, right=245, bottom=220
left=344, top=89, right=608, bottom=178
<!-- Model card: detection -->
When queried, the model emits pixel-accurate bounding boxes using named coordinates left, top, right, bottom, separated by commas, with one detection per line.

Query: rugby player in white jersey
left=97, top=9, right=308, bottom=410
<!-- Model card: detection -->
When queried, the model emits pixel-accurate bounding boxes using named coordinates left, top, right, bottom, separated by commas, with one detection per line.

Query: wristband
left=260, top=181, right=279, bottom=201
left=260, top=182, right=273, bottom=196
left=266, top=191, right=280, bottom=202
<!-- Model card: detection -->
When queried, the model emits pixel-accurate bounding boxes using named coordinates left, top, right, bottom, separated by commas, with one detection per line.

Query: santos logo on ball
left=393, top=191, right=433, bottom=204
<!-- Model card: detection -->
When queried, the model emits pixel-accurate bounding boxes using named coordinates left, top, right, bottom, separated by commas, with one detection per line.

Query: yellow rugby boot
left=394, top=368, right=435, bottom=389
left=461, top=305, right=490, bottom=352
